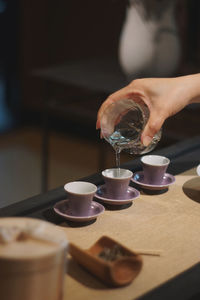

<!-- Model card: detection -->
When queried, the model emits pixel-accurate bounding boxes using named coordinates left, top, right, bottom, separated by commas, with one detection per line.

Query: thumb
left=141, top=113, right=164, bottom=147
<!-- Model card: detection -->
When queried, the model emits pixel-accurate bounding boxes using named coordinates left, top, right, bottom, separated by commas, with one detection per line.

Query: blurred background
left=0, top=0, right=199, bottom=206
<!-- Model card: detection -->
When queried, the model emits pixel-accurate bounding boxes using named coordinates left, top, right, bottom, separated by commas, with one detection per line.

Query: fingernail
left=143, top=136, right=152, bottom=147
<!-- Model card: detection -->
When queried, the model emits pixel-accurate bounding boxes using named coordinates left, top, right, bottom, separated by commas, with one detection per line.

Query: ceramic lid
left=0, top=217, right=68, bottom=274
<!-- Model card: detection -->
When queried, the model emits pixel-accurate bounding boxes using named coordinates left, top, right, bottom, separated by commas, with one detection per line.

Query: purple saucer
left=94, top=185, right=140, bottom=205
left=131, top=171, right=175, bottom=190
left=54, top=200, right=105, bottom=222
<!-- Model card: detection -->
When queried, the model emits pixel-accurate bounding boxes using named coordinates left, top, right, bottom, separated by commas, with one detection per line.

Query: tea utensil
left=69, top=235, right=143, bottom=287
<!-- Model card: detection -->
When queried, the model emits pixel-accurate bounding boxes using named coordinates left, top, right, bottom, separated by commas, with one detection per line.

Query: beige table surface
left=60, top=168, right=200, bottom=300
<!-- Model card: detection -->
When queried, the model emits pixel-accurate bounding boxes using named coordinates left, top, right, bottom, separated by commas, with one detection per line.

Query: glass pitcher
left=100, top=98, right=162, bottom=155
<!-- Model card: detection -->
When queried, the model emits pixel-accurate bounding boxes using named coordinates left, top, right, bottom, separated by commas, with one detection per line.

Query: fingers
left=141, top=113, right=165, bottom=147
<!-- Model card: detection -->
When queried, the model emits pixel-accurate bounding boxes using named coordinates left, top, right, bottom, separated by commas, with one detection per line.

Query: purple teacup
left=141, top=155, right=170, bottom=185
left=64, top=181, right=97, bottom=216
left=102, top=168, right=133, bottom=199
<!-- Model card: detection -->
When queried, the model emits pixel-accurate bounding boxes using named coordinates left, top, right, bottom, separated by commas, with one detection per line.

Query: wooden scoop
left=69, top=236, right=143, bottom=287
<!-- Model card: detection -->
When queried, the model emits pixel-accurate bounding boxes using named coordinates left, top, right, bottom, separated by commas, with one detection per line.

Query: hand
left=97, top=75, right=200, bottom=146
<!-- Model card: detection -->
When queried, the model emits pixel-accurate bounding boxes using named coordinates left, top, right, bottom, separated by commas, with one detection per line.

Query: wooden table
left=59, top=169, right=200, bottom=300
left=1, top=136, right=200, bottom=300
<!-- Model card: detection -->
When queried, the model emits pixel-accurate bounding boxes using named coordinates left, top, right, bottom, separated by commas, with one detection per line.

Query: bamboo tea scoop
left=69, top=235, right=143, bottom=287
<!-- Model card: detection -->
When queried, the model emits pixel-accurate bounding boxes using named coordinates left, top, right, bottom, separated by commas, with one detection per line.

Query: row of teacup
left=64, top=155, right=170, bottom=216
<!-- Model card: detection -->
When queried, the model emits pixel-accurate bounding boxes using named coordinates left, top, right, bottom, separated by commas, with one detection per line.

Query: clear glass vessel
left=100, top=98, right=162, bottom=155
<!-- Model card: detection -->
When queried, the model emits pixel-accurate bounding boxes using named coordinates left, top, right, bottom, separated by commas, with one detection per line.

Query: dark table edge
left=137, top=262, right=200, bottom=300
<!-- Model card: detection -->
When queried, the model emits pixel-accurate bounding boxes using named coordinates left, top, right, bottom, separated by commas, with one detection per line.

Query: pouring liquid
left=115, top=148, right=121, bottom=177
left=110, top=127, right=137, bottom=177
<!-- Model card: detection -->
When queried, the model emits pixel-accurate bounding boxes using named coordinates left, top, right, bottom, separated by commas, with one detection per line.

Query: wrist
left=182, top=74, right=200, bottom=105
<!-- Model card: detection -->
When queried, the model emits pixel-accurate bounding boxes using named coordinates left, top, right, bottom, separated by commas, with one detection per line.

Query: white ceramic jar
left=0, top=217, right=68, bottom=300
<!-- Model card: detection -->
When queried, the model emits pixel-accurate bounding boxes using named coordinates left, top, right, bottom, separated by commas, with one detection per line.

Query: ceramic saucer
left=131, top=171, right=175, bottom=190
left=94, top=185, right=140, bottom=205
left=53, top=199, right=105, bottom=222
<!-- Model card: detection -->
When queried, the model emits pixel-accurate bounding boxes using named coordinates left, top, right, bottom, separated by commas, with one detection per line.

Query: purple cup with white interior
left=64, top=181, right=97, bottom=216
left=102, top=168, right=133, bottom=199
left=141, top=155, right=170, bottom=185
